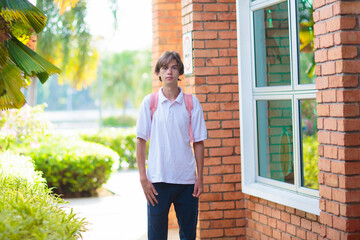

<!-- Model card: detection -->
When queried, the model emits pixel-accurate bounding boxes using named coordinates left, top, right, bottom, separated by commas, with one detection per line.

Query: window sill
left=242, top=182, right=320, bottom=215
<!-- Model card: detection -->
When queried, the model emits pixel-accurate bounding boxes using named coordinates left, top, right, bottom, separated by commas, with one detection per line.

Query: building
left=151, top=0, right=360, bottom=239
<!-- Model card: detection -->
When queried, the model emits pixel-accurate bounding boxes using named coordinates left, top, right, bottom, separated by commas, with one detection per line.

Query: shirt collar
left=159, top=87, right=184, bottom=104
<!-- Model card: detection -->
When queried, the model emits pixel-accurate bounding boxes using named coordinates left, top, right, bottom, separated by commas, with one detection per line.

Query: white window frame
left=236, top=0, right=320, bottom=215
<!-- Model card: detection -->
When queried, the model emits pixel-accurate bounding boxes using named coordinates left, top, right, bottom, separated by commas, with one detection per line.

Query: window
left=237, top=0, right=319, bottom=214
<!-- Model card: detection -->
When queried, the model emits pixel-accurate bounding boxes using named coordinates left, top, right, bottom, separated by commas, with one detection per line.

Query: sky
left=29, top=0, right=153, bottom=53
left=86, top=0, right=152, bottom=52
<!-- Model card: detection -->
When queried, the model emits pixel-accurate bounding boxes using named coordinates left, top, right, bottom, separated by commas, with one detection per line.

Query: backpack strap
left=150, top=92, right=158, bottom=120
left=184, top=93, right=194, bottom=143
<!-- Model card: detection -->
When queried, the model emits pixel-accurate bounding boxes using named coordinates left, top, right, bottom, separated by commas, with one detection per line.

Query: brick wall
left=314, top=0, right=360, bottom=239
left=152, top=0, right=183, bottom=91
left=182, top=0, right=243, bottom=239
left=151, top=0, right=360, bottom=239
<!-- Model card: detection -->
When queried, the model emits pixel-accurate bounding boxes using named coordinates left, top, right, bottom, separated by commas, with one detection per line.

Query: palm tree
left=0, top=0, right=61, bottom=110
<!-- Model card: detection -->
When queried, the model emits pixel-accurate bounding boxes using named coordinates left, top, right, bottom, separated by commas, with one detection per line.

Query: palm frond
left=0, top=61, right=27, bottom=110
left=6, top=35, right=61, bottom=83
left=0, top=42, right=8, bottom=67
left=0, top=0, right=47, bottom=33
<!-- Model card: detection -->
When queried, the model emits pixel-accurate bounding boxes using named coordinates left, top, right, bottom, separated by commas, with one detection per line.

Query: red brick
left=319, top=33, right=334, bottom=48
left=328, top=46, right=358, bottom=60
left=315, top=49, right=328, bottom=63
left=340, top=203, right=360, bottom=217
left=209, top=147, right=234, bottom=156
left=330, top=104, right=360, bottom=117
left=220, top=84, right=238, bottom=93
left=338, top=147, right=360, bottom=161
left=200, top=193, right=223, bottom=202
left=320, top=211, right=332, bottom=227
left=211, top=201, right=235, bottom=210
left=204, top=22, right=229, bottom=30
left=200, top=229, right=224, bottom=238
left=193, top=12, right=217, bottom=21
left=318, top=131, right=331, bottom=144
left=326, top=17, right=357, bottom=32
left=317, top=104, right=330, bottom=116
left=328, top=75, right=358, bottom=88
left=324, top=145, right=338, bottom=159
left=321, top=61, right=336, bottom=75
left=210, top=183, right=235, bottom=192
left=333, top=2, right=360, bottom=15
left=337, top=119, right=360, bottom=131
left=210, top=219, right=236, bottom=228
left=330, top=132, right=360, bottom=146
left=209, top=165, right=234, bottom=174
left=322, top=89, right=337, bottom=102
left=323, top=118, right=337, bottom=130
left=334, top=31, right=360, bottom=45
left=224, top=227, right=246, bottom=237
left=204, top=175, right=222, bottom=184
left=193, top=31, right=218, bottom=40
left=318, top=2, right=332, bottom=19
left=336, top=60, right=360, bottom=74
left=324, top=173, right=339, bottom=187
left=204, top=4, right=229, bottom=12
left=224, top=209, right=244, bottom=218
left=316, top=76, right=329, bottom=89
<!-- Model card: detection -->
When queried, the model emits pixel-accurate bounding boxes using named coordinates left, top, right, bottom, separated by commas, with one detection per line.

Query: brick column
left=152, top=0, right=183, bottom=91
left=182, top=0, right=245, bottom=238
left=314, top=1, right=360, bottom=239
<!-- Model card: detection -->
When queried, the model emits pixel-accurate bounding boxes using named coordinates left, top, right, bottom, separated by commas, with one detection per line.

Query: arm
left=192, top=141, right=204, bottom=197
left=136, top=137, right=158, bottom=206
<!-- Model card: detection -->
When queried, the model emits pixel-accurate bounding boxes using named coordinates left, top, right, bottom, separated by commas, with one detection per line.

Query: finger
left=192, top=186, right=198, bottom=197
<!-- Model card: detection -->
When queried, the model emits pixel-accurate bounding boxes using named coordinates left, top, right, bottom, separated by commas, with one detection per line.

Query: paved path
left=63, top=170, right=178, bottom=240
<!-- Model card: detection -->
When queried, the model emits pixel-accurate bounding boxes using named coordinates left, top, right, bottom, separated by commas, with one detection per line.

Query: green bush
left=81, top=128, right=137, bottom=169
left=303, top=134, right=319, bottom=190
left=102, top=115, right=136, bottom=127
left=0, top=151, right=87, bottom=239
left=0, top=104, right=50, bottom=152
left=28, top=135, right=119, bottom=198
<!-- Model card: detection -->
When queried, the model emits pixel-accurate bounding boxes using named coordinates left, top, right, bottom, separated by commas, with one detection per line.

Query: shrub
left=28, top=135, right=119, bottom=198
left=102, top=115, right=136, bottom=127
left=0, top=104, right=50, bottom=152
left=0, top=151, right=87, bottom=239
left=81, top=128, right=137, bottom=169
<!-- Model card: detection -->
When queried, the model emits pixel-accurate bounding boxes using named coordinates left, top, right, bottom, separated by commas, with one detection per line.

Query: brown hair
left=154, top=51, right=184, bottom=81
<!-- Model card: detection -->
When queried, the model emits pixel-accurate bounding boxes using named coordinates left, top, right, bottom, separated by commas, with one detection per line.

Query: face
left=157, top=59, right=180, bottom=86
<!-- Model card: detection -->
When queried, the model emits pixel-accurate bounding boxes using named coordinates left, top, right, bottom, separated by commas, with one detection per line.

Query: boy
left=136, top=51, right=207, bottom=240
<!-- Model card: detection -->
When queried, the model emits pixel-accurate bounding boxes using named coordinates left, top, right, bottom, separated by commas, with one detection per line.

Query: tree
left=96, top=49, right=152, bottom=111
left=0, top=0, right=61, bottom=110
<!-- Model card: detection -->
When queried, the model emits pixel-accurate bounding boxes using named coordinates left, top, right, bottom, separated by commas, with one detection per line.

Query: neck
left=162, top=85, right=180, bottom=102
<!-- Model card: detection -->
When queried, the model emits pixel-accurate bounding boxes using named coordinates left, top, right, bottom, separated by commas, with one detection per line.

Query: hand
left=140, top=177, right=158, bottom=206
left=192, top=178, right=203, bottom=198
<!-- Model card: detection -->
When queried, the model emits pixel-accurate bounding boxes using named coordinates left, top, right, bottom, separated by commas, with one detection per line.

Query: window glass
left=300, top=99, right=318, bottom=190
left=257, top=100, right=294, bottom=184
left=254, top=2, right=291, bottom=87
left=298, top=0, right=315, bottom=84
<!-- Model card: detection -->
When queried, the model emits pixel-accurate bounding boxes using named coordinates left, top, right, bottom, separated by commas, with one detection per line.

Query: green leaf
left=0, top=0, right=47, bottom=33
left=0, top=61, right=26, bottom=110
left=6, top=35, right=61, bottom=83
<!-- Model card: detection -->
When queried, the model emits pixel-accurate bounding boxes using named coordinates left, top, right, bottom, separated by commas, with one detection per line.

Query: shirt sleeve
left=136, top=94, right=152, bottom=141
left=191, top=96, right=207, bottom=142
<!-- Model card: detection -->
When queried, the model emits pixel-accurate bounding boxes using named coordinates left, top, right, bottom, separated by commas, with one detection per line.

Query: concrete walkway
left=63, top=170, right=179, bottom=240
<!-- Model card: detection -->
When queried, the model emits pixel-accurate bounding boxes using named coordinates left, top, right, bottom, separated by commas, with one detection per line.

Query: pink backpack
left=150, top=92, right=194, bottom=143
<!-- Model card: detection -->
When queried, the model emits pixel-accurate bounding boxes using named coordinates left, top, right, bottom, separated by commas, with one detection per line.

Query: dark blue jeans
left=147, top=183, right=198, bottom=240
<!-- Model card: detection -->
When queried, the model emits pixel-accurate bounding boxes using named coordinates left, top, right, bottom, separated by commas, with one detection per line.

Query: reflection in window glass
left=298, top=0, right=316, bottom=84
left=257, top=100, right=294, bottom=184
left=254, top=2, right=291, bottom=87
left=300, top=99, right=318, bottom=190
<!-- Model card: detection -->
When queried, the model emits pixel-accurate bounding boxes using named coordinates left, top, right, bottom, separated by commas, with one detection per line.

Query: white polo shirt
left=136, top=87, right=207, bottom=184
